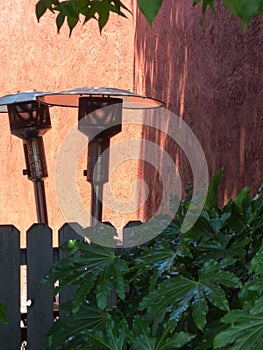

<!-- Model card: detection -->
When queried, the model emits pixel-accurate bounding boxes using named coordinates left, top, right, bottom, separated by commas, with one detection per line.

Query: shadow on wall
left=134, top=0, right=263, bottom=219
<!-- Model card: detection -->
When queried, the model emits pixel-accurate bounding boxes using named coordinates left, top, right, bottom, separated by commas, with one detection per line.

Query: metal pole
left=33, top=180, right=48, bottom=224
left=84, top=138, right=110, bottom=226
left=90, top=184, right=103, bottom=226
left=23, top=137, right=49, bottom=224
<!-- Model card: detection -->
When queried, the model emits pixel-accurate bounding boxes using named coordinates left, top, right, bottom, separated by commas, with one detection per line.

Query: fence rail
left=0, top=221, right=142, bottom=350
left=0, top=223, right=80, bottom=350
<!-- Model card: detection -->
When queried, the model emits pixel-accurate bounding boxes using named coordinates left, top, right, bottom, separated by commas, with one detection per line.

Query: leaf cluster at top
left=35, top=0, right=263, bottom=35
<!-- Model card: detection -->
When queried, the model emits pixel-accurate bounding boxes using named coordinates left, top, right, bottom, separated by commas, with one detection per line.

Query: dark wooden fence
left=0, top=221, right=142, bottom=350
left=0, top=223, right=80, bottom=350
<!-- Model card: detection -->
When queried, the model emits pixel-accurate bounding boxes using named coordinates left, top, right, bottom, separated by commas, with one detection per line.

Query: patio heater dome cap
left=0, top=91, right=52, bottom=108
left=0, top=105, right=7, bottom=113
left=36, top=87, right=165, bottom=109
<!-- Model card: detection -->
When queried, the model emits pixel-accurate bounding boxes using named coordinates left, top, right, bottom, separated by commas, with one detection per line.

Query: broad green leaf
left=42, top=240, right=117, bottom=311
left=169, top=194, right=180, bottom=215
left=86, top=321, right=129, bottom=350
left=250, top=241, right=263, bottom=274
left=96, top=255, right=128, bottom=309
left=136, top=246, right=178, bottom=274
left=133, top=317, right=156, bottom=349
left=138, top=276, right=194, bottom=324
left=98, top=7, right=110, bottom=32
left=137, top=0, right=163, bottom=26
left=36, top=0, right=48, bottom=21
left=139, top=260, right=239, bottom=330
left=72, top=276, right=96, bottom=314
left=132, top=318, right=194, bottom=350
left=204, top=168, right=223, bottom=212
left=235, top=186, right=250, bottom=213
left=199, top=260, right=241, bottom=311
left=242, top=0, right=263, bottom=30
left=96, top=266, right=112, bottom=310
left=192, top=286, right=208, bottom=331
left=111, top=258, right=128, bottom=300
left=210, top=212, right=231, bottom=231
left=193, top=0, right=202, bottom=5
left=193, top=319, right=227, bottom=350
left=68, top=15, right=79, bottom=36
left=223, top=0, right=263, bottom=30
left=43, top=304, right=111, bottom=350
left=0, top=302, right=8, bottom=324
left=223, top=0, right=243, bottom=18
left=214, top=310, right=263, bottom=350
left=158, top=331, right=195, bottom=349
left=56, top=11, right=66, bottom=32
left=250, top=297, right=263, bottom=315
left=259, top=1, right=263, bottom=17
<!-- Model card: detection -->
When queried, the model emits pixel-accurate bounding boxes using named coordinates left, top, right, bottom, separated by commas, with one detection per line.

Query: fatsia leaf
left=138, top=276, right=195, bottom=325
left=43, top=304, right=111, bottom=350
left=0, top=302, right=8, bottom=324
left=198, top=260, right=241, bottom=311
left=132, top=317, right=156, bottom=349
left=250, top=297, right=263, bottom=315
left=235, top=186, right=250, bottom=213
left=204, top=168, right=223, bottom=212
left=132, top=318, right=194, bottom=350
left=158, top=331, right=195, bottom=349
left=137, top=0, right=163, bottom=26
left=86, top=320, right=129, bottom=350
left=193, top=319, right=228, bottom=350
left=214, top=310, right=263, bottom=350
left=96, top=257, right=128, bottom=309
left=250, top=241, right=263, bottom=274
left=42, top=241, right=118, bottom=311
left=191, top=286, right=208, bottom=331
left=96, top=266, right=112, bottom=310
left=140, top=259, right=240, bottom=330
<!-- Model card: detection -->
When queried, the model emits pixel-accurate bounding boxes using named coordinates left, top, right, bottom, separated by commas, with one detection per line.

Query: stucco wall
left=0, top=0, right=136, bottom=245
left=0, top=0, right=262, bottom=243
left=134, top=0, right=263, bottom=215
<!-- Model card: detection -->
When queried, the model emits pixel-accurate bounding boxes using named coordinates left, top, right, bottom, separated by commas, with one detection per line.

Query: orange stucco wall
left=0, top=0, right=262, bottom=245
left=134, top=0, right=263, bottom=214
left=0, top=0, right=137, bottom=245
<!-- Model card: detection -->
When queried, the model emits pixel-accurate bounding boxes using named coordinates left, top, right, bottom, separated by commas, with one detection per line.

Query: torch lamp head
left=7, top=100, right=51, bottom=139
left=78, top=96, right=123, bottom=139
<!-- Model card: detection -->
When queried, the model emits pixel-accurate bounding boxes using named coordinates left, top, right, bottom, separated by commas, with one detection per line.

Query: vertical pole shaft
left=90, top=184, right=103, bottom=226
left=23, top=137, right=49, bottom=224
left=85, top=138, right=110, bottom=226
left=33, top=180, right=48, bottom=224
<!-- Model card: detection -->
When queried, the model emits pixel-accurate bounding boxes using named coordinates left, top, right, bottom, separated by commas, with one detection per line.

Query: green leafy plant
left=0, top=301, right=8, bottom=324
left=42, top=170, right=263, bottom=349
left=35, top=0, right=263, bottom=35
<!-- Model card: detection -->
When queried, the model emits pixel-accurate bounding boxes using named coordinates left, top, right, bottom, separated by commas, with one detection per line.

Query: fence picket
left=26, top=224, right=53, bottom=349
left=59, top=223, right=82, bottom=316
left=0, top=225, right=20, bottom=350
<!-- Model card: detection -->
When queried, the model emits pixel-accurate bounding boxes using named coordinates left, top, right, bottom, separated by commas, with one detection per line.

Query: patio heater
left=37, top=87, right=164, bottom=226
left=0, top=91, right=51, bottom=224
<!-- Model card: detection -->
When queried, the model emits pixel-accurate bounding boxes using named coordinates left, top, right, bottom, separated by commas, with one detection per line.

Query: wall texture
left=0, top=0, right=136, bottom=244
left=0, top=0, right=262, bottom=243
left=134, top=0, right=263, bottom=216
